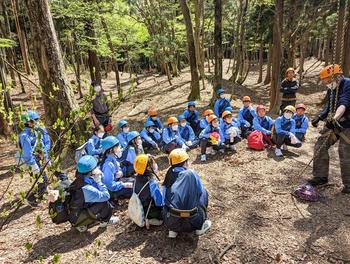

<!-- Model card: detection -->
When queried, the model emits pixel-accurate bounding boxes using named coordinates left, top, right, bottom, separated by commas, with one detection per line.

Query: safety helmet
left=225, top=106, right=233, bottom=112
left=21, top=111, right=39, bottom=123
left=256, top=105, right=266, bottom=112
left=204, top=109, right=214, bottom=116
left=28, top=110, right=40, bottom=120
left=178, top=115, right=186, bottom=122
left=188, top=101, right=196, bottom=107
left=296, top=103, right=306, bottom=110
left=216, top=88, right=225, bottom=96
left=319, top=64, right=343, bottom=80
left=242, top=96, right=251, bottom=102
left=284, top=105, right=296, bottom=113
left=208, top=114, right=218, bottom=123
left=167, top=116, right=178, bottom=126
left=127, top=131, right=140, bottom=143
left=118, top=120, right=128, bottom=129
left=285, top=67, right=295, bottom=76
left=101, top=136, right=120, bottom=151
left=134, top=154, right=149, bottom=175
left=77, top=155, right=98, bottom=174
left=145, top=120, right=155, bottom=128
left=222, top=111, right=232, bottom=119
left=169, top=148, right=189, bottom=166
left=148, top=107, right=158, bottom=117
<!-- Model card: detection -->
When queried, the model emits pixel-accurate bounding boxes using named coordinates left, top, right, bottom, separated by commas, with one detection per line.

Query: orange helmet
left=296, top=103, right=306, bottom=110
left=222, top=110, right=232, bottom=119
left=256, top=105, right=266, bottom=112
left=208, top=114, right=218, bottom=123
left=320, top=64, right=343, bottom=80
left=204, top=109, right=214, bottom=116
left=242, top=96, right=251, bottom=102
left=285, top=67, right=295, bottom=76
left=167, top=116, right=178, bottom=126
left=148, top=107, right=158, bottom=117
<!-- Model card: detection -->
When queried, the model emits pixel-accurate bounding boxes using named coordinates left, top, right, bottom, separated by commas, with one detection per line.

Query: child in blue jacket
left=214, top=88, right=231, bottom=118
left=178, top=115, right=199, bottom=149
left=293, top=104, right=309, bottom=142
left=140, top=121, right=162, bottom=151
left=162, top=117, right=187, bottom=153
left=116, top=120, right=130, bottom=148
left=238, top=96, right=256, bottom=138
left=85, top=125, right=105, bottom=158
left=220, top=111, right=241, bottom=151
left=183, top=101, right=200, bottom=135
left=147, top=107, right=164, bottom=134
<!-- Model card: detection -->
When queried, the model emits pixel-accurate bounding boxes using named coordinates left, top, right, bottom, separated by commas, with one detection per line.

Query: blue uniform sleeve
left=338, top=80, right=350, bottom=109
left=275, top=118, right=289, bottom=136
left=295, top=116, right=309, bottom=134
left=149, top=179, right=164, bottom=207
left=214, top=100, right=220, bottom=117
left=200, top=119, right=208, bottom=129
left=117, top=133, right=127, bottom=148
left=162, top=129, right=172, bottom=144
left=86, top=138, right=103, bottom=156
left=140, top=129, right=156, bottom=146
left=238, top=108, right=246, bottom=124
left=218, top=127, right=225, bottom=144
left=199, top=126, right=211, bottom=139
left=176, top=132, right=185, bottom=146
left=187, top=126, right=195, bottom=142
left=253, top=117, right=270, bottom=135
left=82, top=184, right=110, bottom=203
left=156, top=117, right=164, bottom=130
left=20, top=134, right=36, bottom=165
left=126, top=148, right=136, bottom=165
left=290, top=119, right=296, bottom=134
left=102, top=163, right=124, bottom=192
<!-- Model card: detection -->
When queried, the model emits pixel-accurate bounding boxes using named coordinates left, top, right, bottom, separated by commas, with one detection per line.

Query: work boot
left=168, top=230, right=178, bottom=238
left=341, top=186, right=350, bottom=194
left=307, top=177, right=328, bottom=187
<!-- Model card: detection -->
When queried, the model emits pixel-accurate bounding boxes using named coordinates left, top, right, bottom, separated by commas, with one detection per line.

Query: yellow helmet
left=134, top=154, right=149, bottom=175
left=169, top=149, right=189, bottom=166
left=284, top=105, right=296, bottom=113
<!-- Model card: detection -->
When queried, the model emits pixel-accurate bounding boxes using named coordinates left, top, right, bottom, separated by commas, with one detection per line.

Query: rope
left=340, top=0, right=349, bottom=66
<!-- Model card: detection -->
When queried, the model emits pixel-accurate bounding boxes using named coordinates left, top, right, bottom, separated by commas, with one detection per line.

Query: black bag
left=48, top=191, right=71, bottom=224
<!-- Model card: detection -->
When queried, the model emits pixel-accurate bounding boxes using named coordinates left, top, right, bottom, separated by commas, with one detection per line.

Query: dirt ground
left=0, top=59, right=350, bottom=264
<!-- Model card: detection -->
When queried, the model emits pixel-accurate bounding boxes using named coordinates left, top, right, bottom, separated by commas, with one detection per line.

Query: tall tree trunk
left=213, top=0, right=223, bottom=94
left=342, top=0, right=350, bottom=75
left=335, top=0, right=346, bottom=64
left=269, top=0, right=283, bottom=114
left=24, top=0, right=80, bottom=135
left=193, top=0, right=205, bottom=90
left=257, top=41, right=264, bottom=83
left=264, top=43, right=272, bottom=85
left=85, top=20, right=102, bottom=86
left=179, top=0, right=200, bottom=100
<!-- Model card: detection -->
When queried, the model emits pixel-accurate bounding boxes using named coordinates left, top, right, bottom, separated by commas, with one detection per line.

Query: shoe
left=76, top=225, right=88, bottom=233
left=219, top=148, right=225, bottom=154
left=341, top=186, right=350, bottom=194
left=168, top=230, right=178, bottom=238
left=282, top=144, right=288, bottom=151
left=275, top=148, right=283, bottom=157
left=201, top=154, right=207, bottom=162
left=307, top=178, right=328, bottom=187
left=99, top=216, right=120, bottom=228
left=196, top=219, right=212, bottom=236
left=148, top=219, right=163, bottom=226
left=207, top=147, right=216, bottom=155
left=230, top=145, right=237, bottom=151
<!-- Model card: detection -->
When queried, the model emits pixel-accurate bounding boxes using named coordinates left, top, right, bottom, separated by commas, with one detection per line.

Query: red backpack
left=247, top=130, right=265, bottom=151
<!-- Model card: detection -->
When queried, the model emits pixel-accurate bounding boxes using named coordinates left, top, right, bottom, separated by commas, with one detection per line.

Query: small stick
left=291, top=195, right=306, bottom=218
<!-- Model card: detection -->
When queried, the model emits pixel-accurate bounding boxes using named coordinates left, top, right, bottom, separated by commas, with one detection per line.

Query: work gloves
left=311, top=116, right=321, bottom=127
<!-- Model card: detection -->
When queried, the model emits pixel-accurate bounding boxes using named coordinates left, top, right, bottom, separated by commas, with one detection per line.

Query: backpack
left=247, top=130, right=265, bottom=151
left=293, top=183, right=322, bottom=202
left=48, top=189, right=72, bottom=224
left=75, top=142, right=88, bottom=163
left=128, top=180, right=152, bottom=227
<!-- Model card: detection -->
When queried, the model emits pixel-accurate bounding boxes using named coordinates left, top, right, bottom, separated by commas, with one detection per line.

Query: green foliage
left=0, top=38, right=16, bottom=48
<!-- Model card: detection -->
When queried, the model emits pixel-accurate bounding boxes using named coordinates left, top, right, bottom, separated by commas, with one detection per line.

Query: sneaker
left=99, top=216, right=120, bottom=228
left=148, top=219, right=163, bottom=226
left=275, top=148, right=283, bottom=157
left=307, top=178, right=328, bottom=187
left=168, top=230, right=178, bottom=238
left=230, top=145, right=237, bottom=151
left=76, top=225, right=88, bottom=233
left=196, top=220, right=212, bottom=236
left=201, top=154, right=207, bottom=162
left=282, top=144, right=288, bottom=151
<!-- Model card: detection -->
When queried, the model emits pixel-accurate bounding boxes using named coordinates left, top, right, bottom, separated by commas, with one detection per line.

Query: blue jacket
left=199, top=125, right=225, bottom=143
left=253, top=116, right=275, bottom=135
left=117, top=132, right=128, bottom=148
left=318, top=78, right=350, bottom=128
left=85, top=135, right=103, bottom=157
left=163, top=167, right=207, bottom=211
left=183, top=110, right=199, bottom=126
left=101, top=154, right=124, bottom=192
left=238, top=106, right=256, bottom=127
left=140, top=128, right=161, bottom=146
left=120, top=145, right=141, bottom=176
left=293, top=114, right=309, bottom=134
left=82, top=177, right=110, bottom=203
left=135, top=174, right=164, bottom=207
left=146, top=116, right=164, bottom=131
left=178, top=123, right=195, bottom=142
left=35, top=126, right=51, bottom=158
left=275, top=116, right=296, bottom=136
left=214, top=98, right=231, bottom=117
left=200, top=118, right=210, bottom=129
left=219, top=120, right=240, bottom=140
left=162, top=127, right=185, bottom=146
left=18, top=127, right=39, bottom=165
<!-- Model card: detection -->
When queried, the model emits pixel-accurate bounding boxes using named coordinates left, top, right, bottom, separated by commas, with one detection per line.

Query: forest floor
left=1, top=58, right=350, bottom=264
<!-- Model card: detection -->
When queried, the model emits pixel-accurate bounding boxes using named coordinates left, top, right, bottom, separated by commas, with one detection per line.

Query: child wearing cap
left=238, top=96, right=256, bottom=138
left=200, top=109, right=214, bottom=129
left=178, top=115, right=199, bottom=149
left=140, top=121, right=162, bottom=151
left=146, top=107, right=164, bottom=134
left=214, top=88, right=232, bottom=117
left=280, top=68, right=299, bottom=113
left=220, top=111, right=241, bottom=151
left=293, top=104, right=309, bottom=142
left=162, top=117, right=187, bottom=154
left=183, top=101, right=200, bottom=135
left=116, top=120, right=130, bottom=148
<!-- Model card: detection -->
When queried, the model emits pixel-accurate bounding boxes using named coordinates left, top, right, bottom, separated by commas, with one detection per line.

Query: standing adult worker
left=91, top=82, right=112, bottom=131
left=280, top=68, right=299, bottom=113
left=309, top=65, right=350, bottom=193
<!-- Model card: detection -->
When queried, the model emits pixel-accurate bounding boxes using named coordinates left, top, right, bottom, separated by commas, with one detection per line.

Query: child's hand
left=48, top=190, right=59, bottom=203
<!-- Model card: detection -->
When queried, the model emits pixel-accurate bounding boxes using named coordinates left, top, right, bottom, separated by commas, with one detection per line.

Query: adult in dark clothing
left=91, top=83, right=112, bottom=130
left=309, top=64, right=350, bottom=194
left=280, top=68, right=299, bottom=113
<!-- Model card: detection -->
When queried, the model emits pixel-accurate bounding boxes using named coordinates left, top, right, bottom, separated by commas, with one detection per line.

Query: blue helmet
left=77, top=155, right=97, bottom=174
left=28, top=110, right=40, bottom=120
left=188, top=101, right=196, bottom=107
left=178, top=114, right=185, bottom=121
left=145, top=120, right=155, bottom=128
left=216, top=88, right=225, bottom=96
left=118, top=120, right=128, bottom=129
left=101, top=136, right=119, bottom=151
left=127, top=131, right=140, bottom=143
left=225, top=106, right=233, bottom=112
